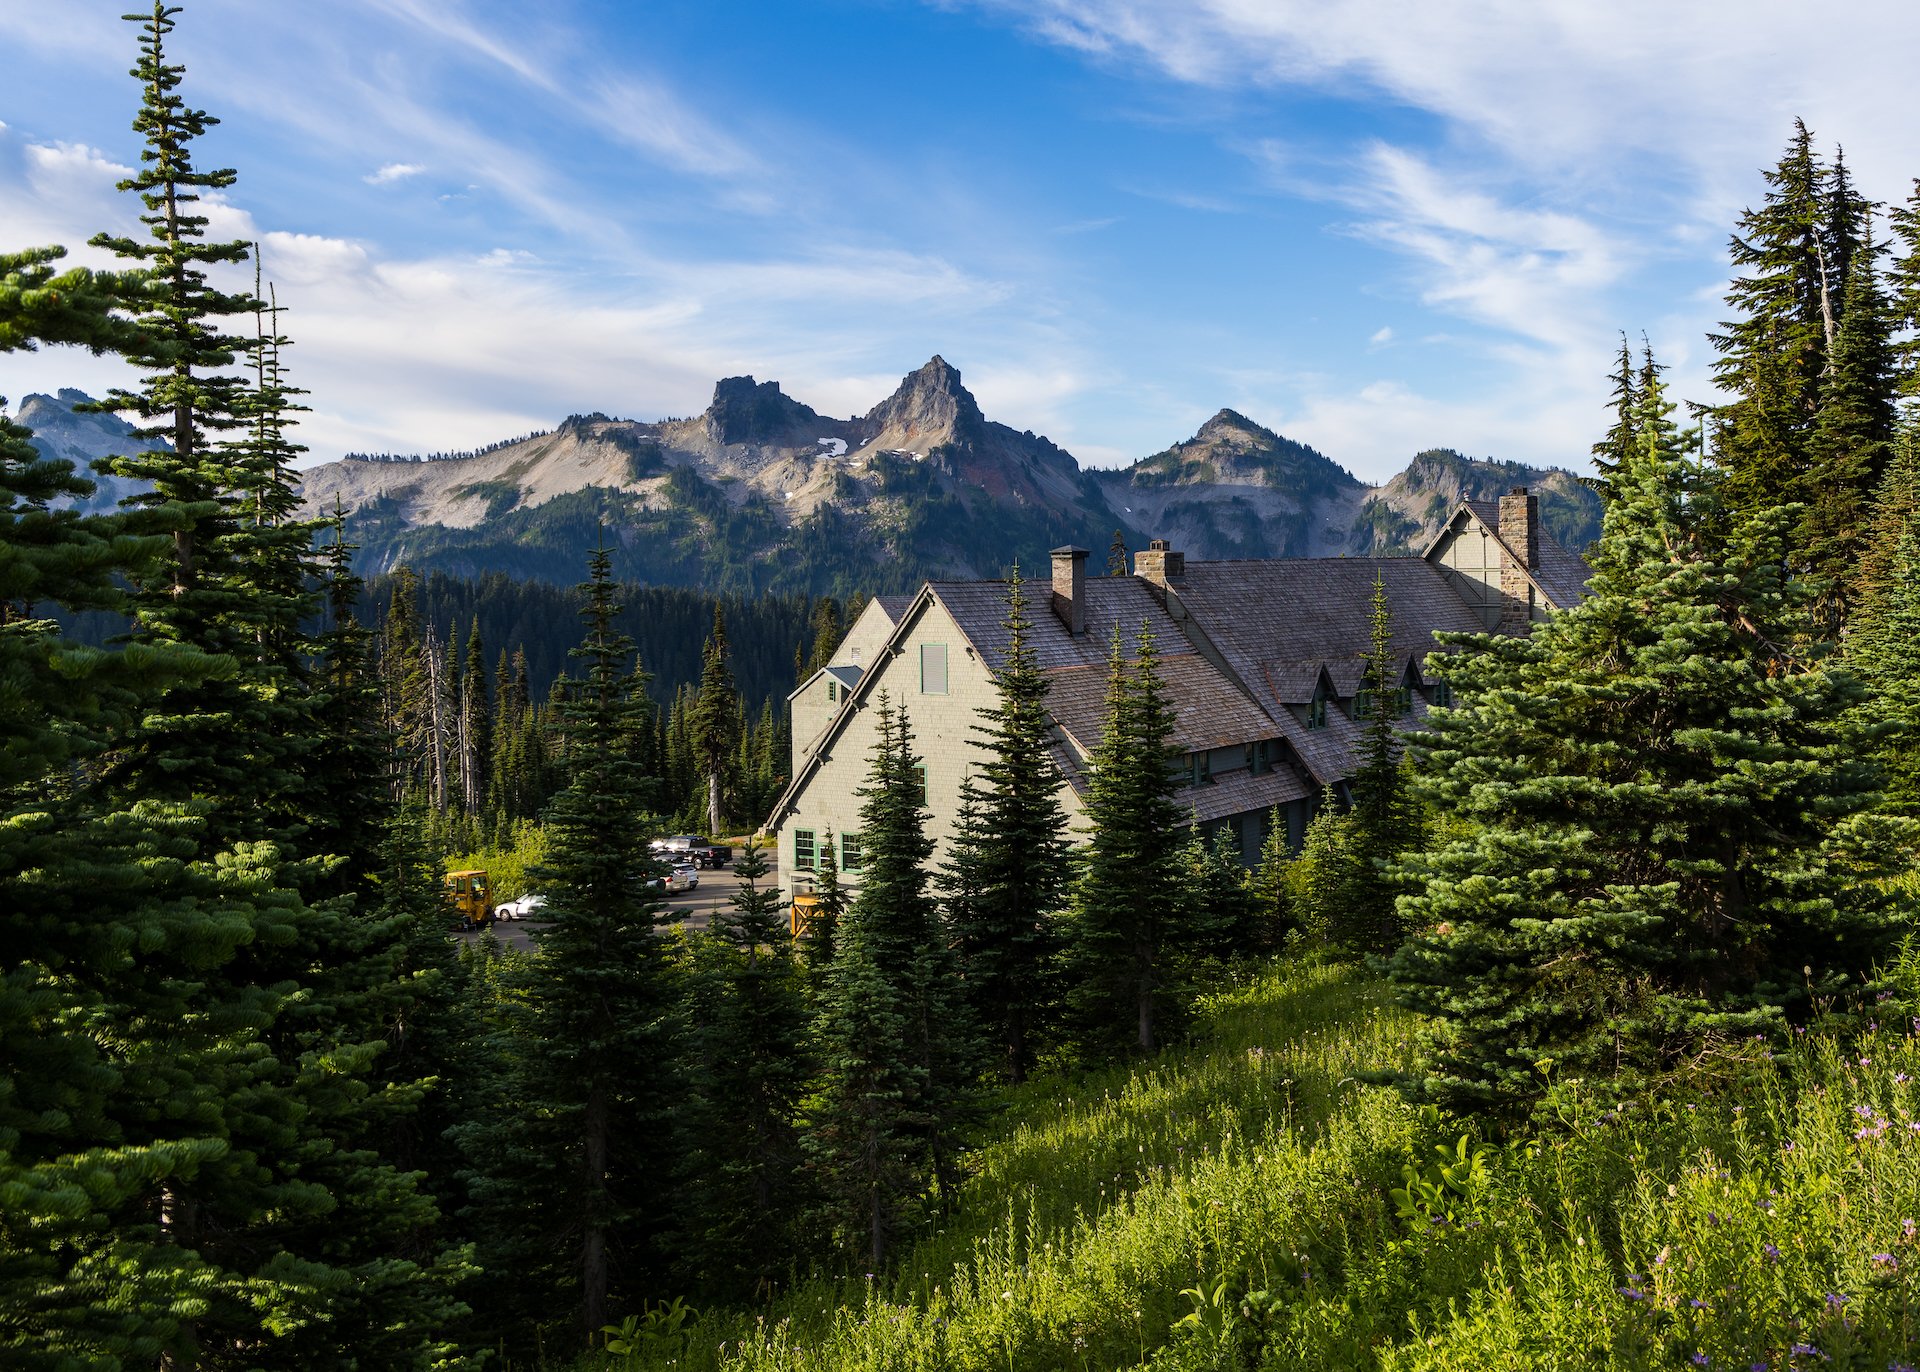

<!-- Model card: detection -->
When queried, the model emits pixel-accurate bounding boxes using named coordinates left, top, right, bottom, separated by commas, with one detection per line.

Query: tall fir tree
left=1800, top=246, right=1899, bottom=617
left=809, top=696, right=976, bottom=1267
left=1337, top=574, right=1424, bottom=952
left=1065, top=623, right=1189, bottom=1054
left=1708, top=121, right=1832, bottom=531
left=1890, top=178, right=1920, bottom=398
left=464, top=543, right=676, bottom=1347
left=0, top=241, right=245, bottom=1370
left=943, top=566, right=1071, bottom=1083
left=1386, top=366, right=1909, bottom=1118
left=1590, top=333, right=1642, bottom=491
left=1848, top=424, right=1920, bottom=814
left=1106, top=527, right=1129, bottom=577
left=677, top=837, right=814, bottom=1297
left=688, top=605, right=741, bottom=835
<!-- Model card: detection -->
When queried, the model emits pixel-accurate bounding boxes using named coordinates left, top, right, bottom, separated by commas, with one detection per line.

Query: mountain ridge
left=7, top=363, right=1603, bottom=596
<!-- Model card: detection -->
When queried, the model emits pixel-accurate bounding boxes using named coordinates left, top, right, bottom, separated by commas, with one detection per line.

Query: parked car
left=646, top=862, right=700, bottom=895
left=494, top=893, right=547, bottom=922
left=652, top=835, right=732, bottom=869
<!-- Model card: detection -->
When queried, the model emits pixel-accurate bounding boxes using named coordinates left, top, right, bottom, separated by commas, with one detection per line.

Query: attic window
left=826, top=680, right=839, bottom=704
left=1431, top=680, right=1453, bottom=708
left=1306, top=689, right=1328, bottom=730
left=920, top=643, right=948, bottom=695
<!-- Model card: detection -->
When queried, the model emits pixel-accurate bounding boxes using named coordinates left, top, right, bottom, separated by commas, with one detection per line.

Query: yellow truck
left=445, top=869, right=493, bottom=929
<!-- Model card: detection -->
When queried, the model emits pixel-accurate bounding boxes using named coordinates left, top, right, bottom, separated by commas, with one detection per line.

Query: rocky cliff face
left=9, top=365, right=1600, bottom=596
left=8, top=389, right=152, bottom=514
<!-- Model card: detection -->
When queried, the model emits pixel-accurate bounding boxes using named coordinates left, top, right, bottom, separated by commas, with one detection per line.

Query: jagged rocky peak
left=861, top=354, right=986, bottom=447
left=702, top=375, right=823, bottom=446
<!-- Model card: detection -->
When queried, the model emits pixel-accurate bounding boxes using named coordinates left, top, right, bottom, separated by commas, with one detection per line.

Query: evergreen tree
left=1065, top=623, right=1189, bottom=1054
left=1707, top=121, right=1832, bottom=530
left=1106, top=527, right=1129, bottom=577
left=464, top=544, right=676, bottom=1346
left=809, top=696, right=975, bottom=1267
left=459, top=617, right=491, bottom=814
left=1800, top=245, right=1899, bottom=616
left=1338, top=574, right=1423, bottom=952
left=1849, top=424, right=1920, bottom=814
left=1179, top=823, right=1259, bottom=959
left=678, top=837, right=813, bottom=1297
left=0, top=242, right=243, bottom=1371
left=1387, top=368, right=1909, bottom=1118
left=800, top=833, right=845, bottom=971
left=689, top=605, right=742, bottom=834
left=1287, top=791, right=1358, bottom=945
left=1590, top=333, right=1641, bottom=491
left=1890, top=179, right=1920, bottom=397
left=1247, top=807, right=1295, bottom=952
left=308, top=505, right=390, bottom=899
left=943, top=566, right=1071, bottom=1083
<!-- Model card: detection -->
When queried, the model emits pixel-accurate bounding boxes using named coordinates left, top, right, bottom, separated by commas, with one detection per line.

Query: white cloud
left=1368, top=326, right=1393, bottom=346
left=365, top=161, right=425, bottom=185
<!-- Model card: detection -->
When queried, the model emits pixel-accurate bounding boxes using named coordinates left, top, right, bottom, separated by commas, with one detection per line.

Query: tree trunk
left=707, top=768, right=723, bottom=837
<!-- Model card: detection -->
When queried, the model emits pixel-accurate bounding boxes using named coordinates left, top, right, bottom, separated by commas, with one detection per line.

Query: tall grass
left=596, top=955, right=1920, bottom=1371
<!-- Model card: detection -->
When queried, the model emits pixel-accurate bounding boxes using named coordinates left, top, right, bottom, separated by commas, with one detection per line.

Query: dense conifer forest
left=5, top=7, right=1920, bottom=1370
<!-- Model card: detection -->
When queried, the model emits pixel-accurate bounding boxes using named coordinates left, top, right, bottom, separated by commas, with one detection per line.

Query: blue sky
left=2, top=0, right=1915, bottom=480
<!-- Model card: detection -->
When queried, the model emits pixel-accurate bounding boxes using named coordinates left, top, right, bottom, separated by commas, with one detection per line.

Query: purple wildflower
left=1791, top=1343, right=1823, bottom=1359
left=1764, top=1243, right=1781, bottom=1263
left=1825, top=1292, right=1848, bottom=1310
left=1616, top=1287, right=1646, bottom=1301
left=1872, top=1253, right=1898, bottom=1269
left=1898, top=1073, right=1911, bottom=1085
left=1689, top=1298, right=1707, bottom=1308
left=1907, top=1218, right=1919, bottom=1240
left=1691, top=1356, right=1709, bottom=1367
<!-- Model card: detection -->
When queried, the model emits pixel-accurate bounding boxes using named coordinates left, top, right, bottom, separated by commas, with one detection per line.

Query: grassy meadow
left=580, top=954, right=1920, bottom=1372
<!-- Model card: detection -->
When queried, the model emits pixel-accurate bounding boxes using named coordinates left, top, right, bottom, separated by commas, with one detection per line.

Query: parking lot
left=454, top=866, right=754, bottom=954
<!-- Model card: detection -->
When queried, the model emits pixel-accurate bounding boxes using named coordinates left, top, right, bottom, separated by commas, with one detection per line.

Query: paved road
left=454, top=868, right=750, bottom=955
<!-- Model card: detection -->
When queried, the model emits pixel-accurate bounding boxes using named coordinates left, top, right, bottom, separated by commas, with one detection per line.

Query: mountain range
left=10, top=359, right=1602, bottom=597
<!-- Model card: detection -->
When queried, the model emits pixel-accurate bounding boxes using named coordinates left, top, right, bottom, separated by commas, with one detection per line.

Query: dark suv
left=652, top=835, right=732, bottom=869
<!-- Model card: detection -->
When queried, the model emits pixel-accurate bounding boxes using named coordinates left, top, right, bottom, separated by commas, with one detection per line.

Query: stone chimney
left=1498, top=487, right=1539, bottom=633
left=1134, top=538, right=1185, bottom=586
left=1050, top=545, right=1088, bottom=635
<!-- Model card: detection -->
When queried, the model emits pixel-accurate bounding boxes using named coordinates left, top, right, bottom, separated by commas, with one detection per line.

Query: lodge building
left=764, top=489, right=1590, bottom=896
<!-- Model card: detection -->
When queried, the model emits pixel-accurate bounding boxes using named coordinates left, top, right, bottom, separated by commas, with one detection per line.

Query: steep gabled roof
left=1167, top=558, right=1484, bottom=785
left=785, top=662, right=863, bottom=703
left=1447, top=500, right=1592, bottom=610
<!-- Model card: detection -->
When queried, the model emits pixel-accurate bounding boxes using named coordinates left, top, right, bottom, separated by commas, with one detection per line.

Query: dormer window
left=826, top=680, right=839, bottom=704
left=1307, top=688, right=1328, bottom=730
left=1431, top=680, right=1453, bottom=708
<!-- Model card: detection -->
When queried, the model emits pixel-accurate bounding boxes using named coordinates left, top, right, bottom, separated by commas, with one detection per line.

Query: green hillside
left=602, top=953, right=1920, bottom=1371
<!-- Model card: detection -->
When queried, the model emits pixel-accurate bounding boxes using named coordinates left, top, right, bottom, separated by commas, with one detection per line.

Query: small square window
left=794, top=828, right=816, bottom=870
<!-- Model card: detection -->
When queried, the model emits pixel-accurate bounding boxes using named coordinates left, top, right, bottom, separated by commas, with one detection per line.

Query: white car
left=493, top=893, right=547, bottom=921
left=647, top=863, right=700, bottom=895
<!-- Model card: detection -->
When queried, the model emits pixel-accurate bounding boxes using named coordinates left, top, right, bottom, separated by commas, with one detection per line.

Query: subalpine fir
left=942, top=565, right=1071, bottom=1083
left=676, top=837, right=814, bottom=1297
left=810, top=696, right=977, bottom=1267
left=1387, top=366, right=1909, bottom=1118
left=460, top=543, right=677, bottom=1347
left=1065, top=623, right=1190, bottom=1054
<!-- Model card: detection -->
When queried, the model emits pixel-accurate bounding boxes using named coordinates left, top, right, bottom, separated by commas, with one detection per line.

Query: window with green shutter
left=920, top=643, right=948, bottom=694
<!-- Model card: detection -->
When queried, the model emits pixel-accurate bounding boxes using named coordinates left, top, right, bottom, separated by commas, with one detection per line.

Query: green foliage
left=944, top=565, right=1072, bottom=1083
left=1388, top=366, right=1912, bottom=1118
left=676, top=838, right=815, bottom=1298
left=809, top=696, right=980, bottom=1268
left=1067, top=623, right=1192, bottom=1055
left=458, top=544, right=677, bottom=1349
